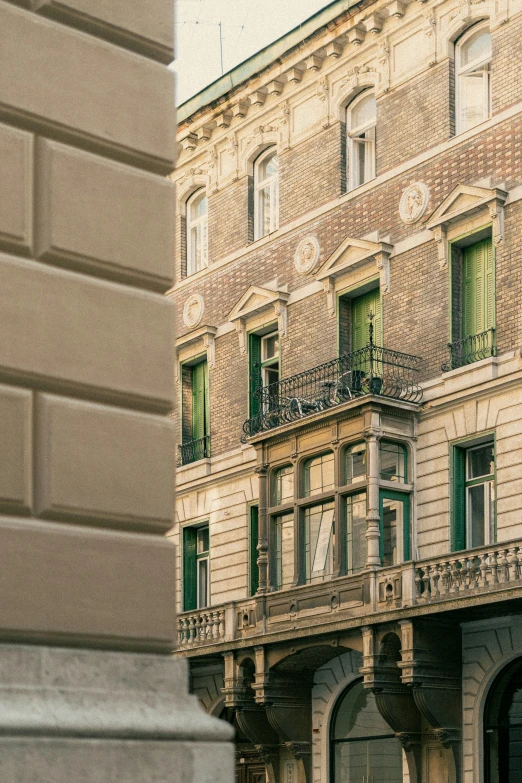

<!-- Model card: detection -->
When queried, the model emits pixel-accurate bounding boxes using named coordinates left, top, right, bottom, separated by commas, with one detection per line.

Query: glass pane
left=304, top=453, right=335, bottom=497
left=355, top=138, right=366, bottom=187
left=263, top=366, right=279, bottom=387
left=273, top=466, right=294, bottom=505
left=468, top=443, right=494, bottom=479
left=380, top=443, right=406, bottom=483
left=346, top=443, right=366, bottom=483
left=347, top=493, right=367, bottom=574
left=382, top=499, right=401, bottom=566
left=275, top=512, right=294, bottom=589
left=333, top=681, right=394, bottom=740
left=460, top=29, right=492, bottom=67
left=262, top=333, right=279, bottom=361
left=468, top=483, right=486, bottom=547
left=350, top=92, right=376, bottom=130
left=459, top=69, right=489, bottom=131
left=190, top=192, right=207, bottom=220
left=197, top=558, right=208, bottom=608
left=259, top=184, right=271, bottom=237
left=305, top=502, right=334, bottom=582
left=197, top=526, right=209, bottom=554
left=334, top=738, right=403, bottom=783
left=259, top=150, right=278, bottom=181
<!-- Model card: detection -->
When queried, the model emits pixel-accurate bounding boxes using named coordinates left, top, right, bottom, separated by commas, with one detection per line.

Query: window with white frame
left=254, top=148, right=279, bottom=239
left=186, top=189, right=208, bottom=276
left=346, top=90, right=376, bottom=191
left=456, top=24, right=492, bottom=134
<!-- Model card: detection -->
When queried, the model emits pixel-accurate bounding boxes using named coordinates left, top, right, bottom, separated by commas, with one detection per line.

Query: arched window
left=485, top=658, right=522, bottom=782
left=346, top=91, right=376, bottom=191
left=456, top=24, right=492, bottom=134
left=254, top=148, right=279, bottom=239
left=331, top=679, right=403, bottom=782
left=186, top=189, right=208, bottom=276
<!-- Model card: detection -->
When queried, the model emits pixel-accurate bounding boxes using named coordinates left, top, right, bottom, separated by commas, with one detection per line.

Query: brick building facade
left=171, top=0, right=522, bottom=780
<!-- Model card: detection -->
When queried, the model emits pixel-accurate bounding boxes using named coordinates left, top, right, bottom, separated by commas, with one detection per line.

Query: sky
left=175, top=0, right=332, bottom=105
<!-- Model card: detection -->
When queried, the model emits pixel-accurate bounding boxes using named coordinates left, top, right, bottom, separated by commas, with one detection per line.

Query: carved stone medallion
left=294, top=236, right=320, bottom=275
left=399, top=182, right=430, bottom=225
left=183, top=293, right=205, bottom=329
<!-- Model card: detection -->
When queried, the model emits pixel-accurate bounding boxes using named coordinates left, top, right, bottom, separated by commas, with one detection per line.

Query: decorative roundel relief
left=399, top=182, right=430, bottom=225
left=294, top=236, right=321, bottom=275
left=183, top=293, right=205, bottom=329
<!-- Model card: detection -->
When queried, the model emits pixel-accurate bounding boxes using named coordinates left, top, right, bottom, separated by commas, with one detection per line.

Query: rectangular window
left=451, top=440, right=495, bottom=551
left=380, top=442, right=407, bottom=483
left=379, top=491, right=410, bottom=566
left=273, top=465, right=294, bottom=505
left=346, top=492, right=367, bottom=574
left=249, top=331, right=279, bottom=417
left=191, top=360, right=209, bottom=442
left=274, top=512, right=294, bottom=590
left=304, top=502, right=335, bottom=583
left=183, top=524, right=210, bottom=611
left=304, top=452, right=335, bottom=497
left=345, top=442, right=367, bottom=484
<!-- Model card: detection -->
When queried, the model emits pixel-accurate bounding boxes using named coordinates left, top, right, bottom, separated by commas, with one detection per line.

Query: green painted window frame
left=182, top=523, right=210, bottom=611
left=351, top=287, right=383, bottom=351
left=190, top=359, right=209, bottom=442
left=450, top=436, right=496, bottom=551
left=379, top=489, right=411, bottom=564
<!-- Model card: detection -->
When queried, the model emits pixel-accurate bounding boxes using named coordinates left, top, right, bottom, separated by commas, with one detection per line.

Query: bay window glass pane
left=273, top=465, right=294, bottom=505
left=305, top=502, right=334, bottom=582
left=275, top=512, right=294, bottom=589
left=468, top=443, right=494, bottom=479
left=347, top=493, right=366, bottom=574
left=380, top=442, right=406, bottom=483
left=345, top=442, right=366, bottom=483
left=381, top=499, right=401, bottom=566
left=304, top=453, right=335, bottom=497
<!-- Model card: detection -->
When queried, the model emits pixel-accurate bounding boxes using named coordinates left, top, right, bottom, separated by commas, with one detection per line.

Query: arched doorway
left=485, top=657, right=522, bottom=783
left=330, top=678, right=403, bottom=782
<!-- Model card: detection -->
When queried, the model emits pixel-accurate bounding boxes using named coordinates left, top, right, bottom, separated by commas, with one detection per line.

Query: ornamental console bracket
left=316, top=236, right=393, bottom=317
left=228, top=284, right=290, bottom=355
left=175, top=325, right=217, bottom=384
left=426, top=183, right=508, bottom=269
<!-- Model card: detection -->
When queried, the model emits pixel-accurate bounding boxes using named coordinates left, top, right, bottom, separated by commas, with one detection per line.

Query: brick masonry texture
left=492, top=14, right=522, bottom=114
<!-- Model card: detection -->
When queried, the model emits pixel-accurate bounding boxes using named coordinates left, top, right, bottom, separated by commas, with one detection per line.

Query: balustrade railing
left=441, top=328, right=496, bottom=371
left=415, top=542, right=522, bottom=602
left=242, top=342, right=422, bottom=439
left=177, top=608, right=225, bottom=647
left=177, top=435, right=210, bottom=466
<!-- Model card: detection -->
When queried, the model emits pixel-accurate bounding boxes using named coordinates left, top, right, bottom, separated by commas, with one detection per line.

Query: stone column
left=365, top=432, right=382, bottom=567
left=255, top=463, right=270, bottom=593
left=0, top=2, right=233, bottom=780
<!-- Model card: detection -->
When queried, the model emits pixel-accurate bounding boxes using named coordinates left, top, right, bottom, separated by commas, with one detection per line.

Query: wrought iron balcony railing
left=177, top=435, right=210, bottom=466
left=242, top=342, right=422, bottom=439
left=441, top=328, right=496, bottom=371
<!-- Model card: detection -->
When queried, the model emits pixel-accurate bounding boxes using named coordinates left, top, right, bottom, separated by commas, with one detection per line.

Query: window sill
left=176, top=457, right=211, bottom=481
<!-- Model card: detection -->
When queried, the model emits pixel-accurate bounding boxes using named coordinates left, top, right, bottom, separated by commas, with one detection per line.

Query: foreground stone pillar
left=0, top=1, right=233, bottom=780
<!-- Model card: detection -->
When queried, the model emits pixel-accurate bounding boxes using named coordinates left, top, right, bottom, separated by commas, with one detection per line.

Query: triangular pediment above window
left=316, top=237, right=393, bottom=281
left=228, top=284, right=290, bottom=355
left=427, top=184, right=508, bottom=229
left=228, top=285, right=289, bottom=322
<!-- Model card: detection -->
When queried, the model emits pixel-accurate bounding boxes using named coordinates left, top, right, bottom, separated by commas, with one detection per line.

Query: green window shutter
left=463, top=239, right=495, bottom=339
left=351, top=288, right=382, bottom=351
left=249, top=505, right=259, bottom=596
left=183, top=527, right=197, bottom=611
left=451, top=446, right=466, bottom=551
left=249, top=334, right=262, bottom=417
left=191, top=361, right=207, bottom=441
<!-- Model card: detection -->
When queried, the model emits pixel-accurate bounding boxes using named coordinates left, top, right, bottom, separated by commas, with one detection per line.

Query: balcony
left=177, top=538, right=522, bottom=653
left=441, top=327, right=496, bottom=371
left=177, top=435, right=210, bottom=466
left=242, top=343, right=423, bottom=440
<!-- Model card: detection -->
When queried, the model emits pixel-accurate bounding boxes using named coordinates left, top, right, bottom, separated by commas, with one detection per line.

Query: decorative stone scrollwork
left=399, top=182, right=430, bottom=225
left=182, top=293, right=205, bottom=329
left=294, top=236, right=321, bottom=275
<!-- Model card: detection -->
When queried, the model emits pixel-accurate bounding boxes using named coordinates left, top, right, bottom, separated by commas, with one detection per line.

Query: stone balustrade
left=177, top=608, right=226, bottom=647
left=415, top=541, right=522, bottom=602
